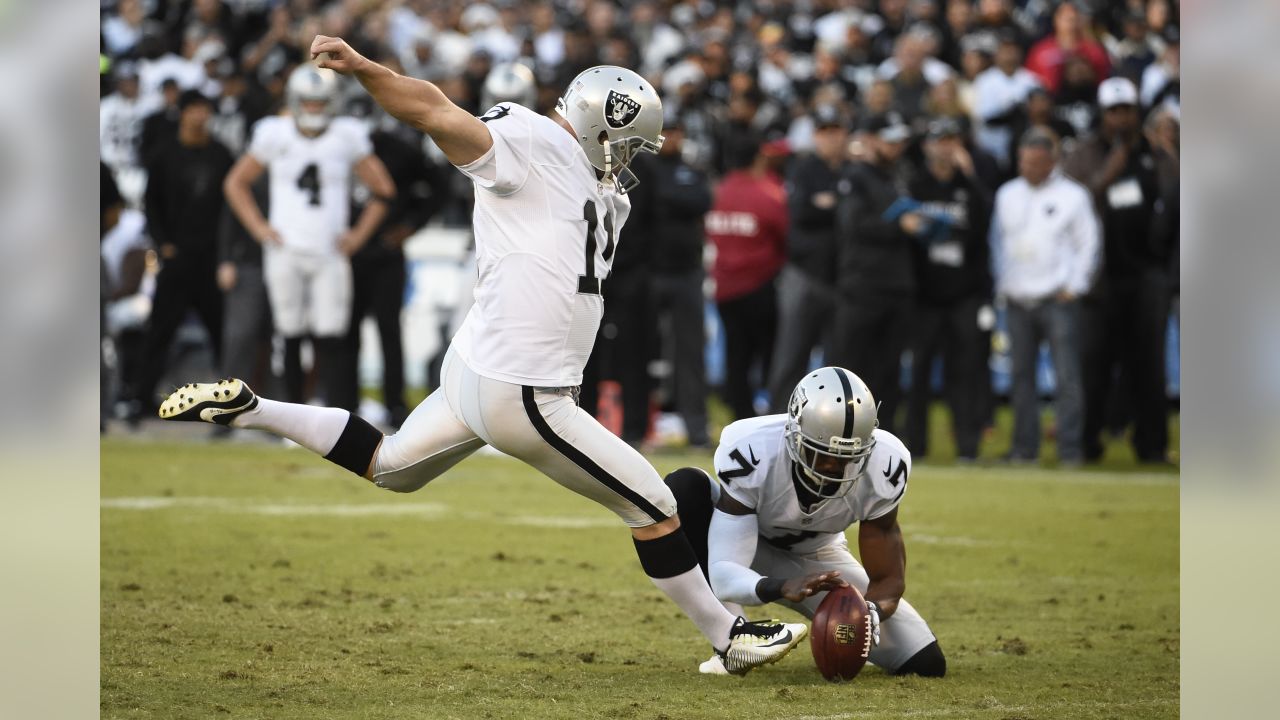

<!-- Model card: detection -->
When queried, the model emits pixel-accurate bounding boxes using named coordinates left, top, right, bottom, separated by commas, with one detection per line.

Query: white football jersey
left=247, top=115, right=372, bottom=254
left=451, top=103, right=631, bottom=387
left=714, top=415, right=912, bottom=555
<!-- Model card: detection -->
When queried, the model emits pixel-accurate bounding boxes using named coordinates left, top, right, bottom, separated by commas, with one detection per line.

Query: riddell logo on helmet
left=604, top=90, right=640, bottom=129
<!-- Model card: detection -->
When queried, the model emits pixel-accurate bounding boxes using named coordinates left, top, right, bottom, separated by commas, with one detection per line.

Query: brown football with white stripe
left=811, top=584, right=873, bottom=681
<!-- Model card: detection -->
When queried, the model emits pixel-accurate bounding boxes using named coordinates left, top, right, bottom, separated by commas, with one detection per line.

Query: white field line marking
left=101, top=496, right=449, bottom=517
left=101, top=496, right=233, bottom=510
left=102, top=498, right=1007, bottom=545
left=101, top=497, right=618, bottom=527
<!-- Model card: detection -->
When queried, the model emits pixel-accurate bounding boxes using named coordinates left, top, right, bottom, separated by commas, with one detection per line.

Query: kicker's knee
left=370, top=469, right=433, bottom=493
left=893, top=641, right=946, bottom=678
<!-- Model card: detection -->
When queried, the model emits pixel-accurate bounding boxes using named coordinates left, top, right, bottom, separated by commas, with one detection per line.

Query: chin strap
left=601, top=137, right=614, bottom=179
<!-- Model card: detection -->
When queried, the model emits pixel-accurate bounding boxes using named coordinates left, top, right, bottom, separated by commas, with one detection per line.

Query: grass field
left=102, top=418, right=1178, bottom=720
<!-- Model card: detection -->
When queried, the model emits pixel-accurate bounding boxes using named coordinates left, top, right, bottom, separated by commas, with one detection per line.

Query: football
left=811, top=584, right=874, bottom=681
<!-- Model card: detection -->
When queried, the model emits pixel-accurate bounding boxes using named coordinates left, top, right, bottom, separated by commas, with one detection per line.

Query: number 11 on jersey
left=577, top=200, right=615, bottom=295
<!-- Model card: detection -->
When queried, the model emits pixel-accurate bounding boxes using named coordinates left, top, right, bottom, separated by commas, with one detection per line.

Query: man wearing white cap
left=1063, top=77, right=1172, bottom=464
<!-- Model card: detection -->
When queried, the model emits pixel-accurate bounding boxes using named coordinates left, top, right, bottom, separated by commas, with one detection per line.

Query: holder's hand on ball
left=780, top=571, right=848, bottom=603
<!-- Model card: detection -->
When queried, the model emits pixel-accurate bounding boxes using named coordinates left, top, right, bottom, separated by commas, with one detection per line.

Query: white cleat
left=158, top=379, right=258, bottom=426
left=699, top=654, right=730, bottom=675
left=716, top=617, right=809, bottom=676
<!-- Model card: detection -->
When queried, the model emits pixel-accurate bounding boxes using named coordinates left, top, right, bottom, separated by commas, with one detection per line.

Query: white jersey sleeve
left=855, top=429, right=912, bottom=521
left=246, top=116, right=287, bottom=164
left=455, top=104, right=535, bottom=196
left=334, top=116, right=373, bottom=162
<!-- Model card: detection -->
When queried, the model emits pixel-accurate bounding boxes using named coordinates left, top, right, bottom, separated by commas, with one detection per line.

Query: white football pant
left=263, top=245, right=353, bottom=338
left=372, top=347, right=677, bottom=528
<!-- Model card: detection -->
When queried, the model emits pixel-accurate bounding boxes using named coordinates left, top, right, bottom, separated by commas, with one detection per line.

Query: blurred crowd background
left=98, top=0, right=1180, bottom=466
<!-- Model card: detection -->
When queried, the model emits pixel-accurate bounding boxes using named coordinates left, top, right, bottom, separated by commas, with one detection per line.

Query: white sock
left=722, top=600, right=745, bottom=620
left=648, top=566, right=738, bottom=652
left=230, top=398, right=349, bottom=456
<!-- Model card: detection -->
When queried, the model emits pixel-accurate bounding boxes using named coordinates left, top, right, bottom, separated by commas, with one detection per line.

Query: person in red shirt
left=1025, top=1, right=1111, bottom=96
left=706, top=138, right=790, bottom=421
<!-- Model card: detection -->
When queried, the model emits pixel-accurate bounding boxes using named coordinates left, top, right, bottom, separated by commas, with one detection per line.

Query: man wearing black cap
left=1062, top=77, right=1170, bottom=463
left=767, top=105, right=849, bottom=413
left=832, top=112, right=917, bottom=434
left=903, top=118, right=993, bottom=461
left=139, top=77, right=183, bottom=164
left=125, top=90, right=234, bottom=419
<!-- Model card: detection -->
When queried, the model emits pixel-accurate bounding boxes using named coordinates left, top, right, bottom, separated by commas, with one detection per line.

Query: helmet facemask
left=602, top=134, right=663, bottom=193
left=295, top=100, right=332, bottom=133
left=785, top=420, right=876, bottom=500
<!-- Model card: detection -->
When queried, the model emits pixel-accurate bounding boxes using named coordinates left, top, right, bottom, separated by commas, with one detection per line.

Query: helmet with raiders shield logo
left=555, top=66, right=663, bottom=193
left=286, top=65, right=340, bottom=134
left=784, top=367, right=879, bottom=500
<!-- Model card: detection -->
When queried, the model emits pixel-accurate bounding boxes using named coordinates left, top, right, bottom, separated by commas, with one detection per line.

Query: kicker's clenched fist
left=310, top=35, right=366, bottom=75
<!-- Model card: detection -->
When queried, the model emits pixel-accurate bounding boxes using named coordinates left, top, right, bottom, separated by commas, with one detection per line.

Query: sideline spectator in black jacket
left=126, top=90, right=233, bottom=417
left=903, top=118, right=993, bottom=461
left=1062, top=77, right=1171, bottom=463
left=767, top=104, right=849, bottom=412
left=628, top=114, right=714, bottom=447
left=833, top=112, right=916, bottom=433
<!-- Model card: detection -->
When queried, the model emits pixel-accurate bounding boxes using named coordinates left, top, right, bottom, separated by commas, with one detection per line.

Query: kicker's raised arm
left=310, top=35, right=493, bottom=166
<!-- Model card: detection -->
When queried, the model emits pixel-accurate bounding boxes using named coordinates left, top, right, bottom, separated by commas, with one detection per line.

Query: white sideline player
left=159, top=35, right=806, bottom=675
left=223, top=65, right=396, bottom=403
left=662, top=367, right=947, bottom=677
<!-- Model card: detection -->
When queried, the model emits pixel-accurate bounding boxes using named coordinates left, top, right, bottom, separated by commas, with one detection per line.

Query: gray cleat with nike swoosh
left=716, top=617, right=808, bottom=676
left=158, top=379, right=258, bottom=425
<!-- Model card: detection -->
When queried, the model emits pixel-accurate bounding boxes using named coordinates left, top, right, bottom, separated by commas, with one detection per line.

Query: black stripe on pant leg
left=521, top=385, right=667, bottom=523
left=323, top=413, right=383, bottom=476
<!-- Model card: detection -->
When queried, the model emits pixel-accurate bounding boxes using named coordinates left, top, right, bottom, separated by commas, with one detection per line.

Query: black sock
left=633, top=529, right=699, bottom=579
left=322, top=413, right=383, bottom=476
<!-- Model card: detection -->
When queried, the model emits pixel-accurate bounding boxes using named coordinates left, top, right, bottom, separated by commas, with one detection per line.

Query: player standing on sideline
left=160, top=36, right=807, bottom=675
left=223, top=65, right=396, bottom=406
left=662, top=367, right=947, bottom=677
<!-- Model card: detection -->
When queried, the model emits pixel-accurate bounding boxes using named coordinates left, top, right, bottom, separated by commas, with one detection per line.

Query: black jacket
left=1062, top=134, right=1165, bottom=281
left=907, top=168, right=993, bottom=305
left=353, top=129, right=448, bottom=263
left=144, top=137, right=233, bottom=262
left=786, top=153, right=846, bottom=284
left=627, top=153, right=713, bottom=276
left=836, top=160, right=916, bottom=297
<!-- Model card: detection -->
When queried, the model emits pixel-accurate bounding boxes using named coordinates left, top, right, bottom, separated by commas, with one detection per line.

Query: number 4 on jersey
left=296, top=163, right=321, bottom=206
